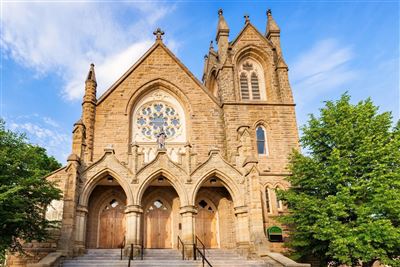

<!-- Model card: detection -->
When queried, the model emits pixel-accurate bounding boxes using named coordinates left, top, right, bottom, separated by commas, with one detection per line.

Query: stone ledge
left=27, top=252, right=63, bottom=267
left=262, top=252, right=310, bottom=267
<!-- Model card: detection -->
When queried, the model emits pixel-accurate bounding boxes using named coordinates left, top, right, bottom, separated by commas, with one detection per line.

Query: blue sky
left=1, top=1, right=399, bottom=164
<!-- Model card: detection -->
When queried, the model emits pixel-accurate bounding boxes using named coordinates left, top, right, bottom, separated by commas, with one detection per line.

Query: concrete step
left=61, top=248, right=270, bottom=267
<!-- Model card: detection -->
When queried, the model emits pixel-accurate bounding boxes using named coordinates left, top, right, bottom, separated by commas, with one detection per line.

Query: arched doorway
left=144, top=199, right=171, bottom=248
left=98, top=198, right=125, bottom=248
left=141, top=176, right=180, bottom=249
left=194, top=177, right=236, bottom=249
left=195, top=198, right=218, bottom=248
left=85, top=177, right=127, bottom=249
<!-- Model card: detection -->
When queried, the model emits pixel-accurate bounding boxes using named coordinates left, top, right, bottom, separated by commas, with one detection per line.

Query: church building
left=9, top=9, right=309, bottom=267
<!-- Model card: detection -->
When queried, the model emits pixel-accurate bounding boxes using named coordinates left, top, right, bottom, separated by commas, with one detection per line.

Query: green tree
left=0, top=119, right=62, bottom=263
left=279, top=94, right=400, bottom=266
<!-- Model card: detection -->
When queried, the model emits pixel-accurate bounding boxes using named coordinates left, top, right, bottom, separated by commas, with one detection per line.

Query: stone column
left=234, top=205, right=250, bottom=255
left=125, top=205, right=142, bottom=255
left=58, top=154, right=80, bottom=257
left=180, top=205, right=197, bottom=258
left=74, top=205, right=88, bottom=255
left=131, top=143, right=139, bottom=182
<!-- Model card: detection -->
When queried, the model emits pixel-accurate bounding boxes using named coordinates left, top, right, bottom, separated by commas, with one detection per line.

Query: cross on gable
left=244, top=14, right=250, bottom=24
left=153, top=28, right=165, bottom=40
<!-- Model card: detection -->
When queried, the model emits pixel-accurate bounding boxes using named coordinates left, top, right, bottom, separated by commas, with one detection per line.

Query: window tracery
left=136, top=102, right=181, bottom=140
left=238, top=59, right=266, bottom=100
left=132, top=90, right=186, bottom=143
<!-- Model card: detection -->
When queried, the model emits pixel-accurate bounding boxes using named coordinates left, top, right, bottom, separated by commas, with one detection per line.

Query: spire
left=216, top=9, right=229, bottom=43
left=86, top=63, right=96, bottom=85
left=82, top=63, right=97, bottom=162
left=266, top=9, right=280, bottom=38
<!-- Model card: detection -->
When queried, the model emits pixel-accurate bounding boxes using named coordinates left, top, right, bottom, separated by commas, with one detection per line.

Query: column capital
left=125, top=204, right=143, bottom=214
left=180, top=205, right=197, bottom=215
left=76, top=205, right=88, bottom=214
left=234, top=205, right=248, bottom=215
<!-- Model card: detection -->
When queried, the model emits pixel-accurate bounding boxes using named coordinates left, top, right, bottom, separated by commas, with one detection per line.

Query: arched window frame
left=238, top=58, right=266, bottom=101
left=274, top=185, right=284, bottom=212
left=264, top=186, right=272, bottom=214
left=256, top=125, right=269, bottom=156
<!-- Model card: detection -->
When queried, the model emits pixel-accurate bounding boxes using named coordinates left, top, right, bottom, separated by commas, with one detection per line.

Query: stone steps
left=61, top=248, right=270, bottom=267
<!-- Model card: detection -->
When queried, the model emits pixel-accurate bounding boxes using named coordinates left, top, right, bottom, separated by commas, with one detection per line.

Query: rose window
left=135, top=102, right=182, bottom=140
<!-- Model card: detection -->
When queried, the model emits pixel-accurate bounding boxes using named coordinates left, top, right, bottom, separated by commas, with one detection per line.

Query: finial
left=209, top=40, right=214, bottom=50
left=267, top=9, right=272, bottom=16
left=244, top=14, right=250, bottom=24
left=86, top=63, right=96, bottom=83
left=218, top=9, right=223, bottom=16
left=204, top=54, right=208, bottom=60
left=153, top=27, right=165, bottom=40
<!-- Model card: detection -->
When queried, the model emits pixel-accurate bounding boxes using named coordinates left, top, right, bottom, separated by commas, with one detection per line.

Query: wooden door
left=196, top=199, right=218, bottom=248
left=145, top=200, right=171, bottom=248
left=99, top=199, right=125, bottom=248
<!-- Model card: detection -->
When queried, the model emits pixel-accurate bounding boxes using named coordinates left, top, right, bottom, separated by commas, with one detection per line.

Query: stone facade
left=8, top=9, right=301, bottom=267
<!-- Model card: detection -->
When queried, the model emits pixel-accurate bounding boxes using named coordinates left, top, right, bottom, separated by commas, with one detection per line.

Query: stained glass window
left=135, top=101, right=182, bottom=140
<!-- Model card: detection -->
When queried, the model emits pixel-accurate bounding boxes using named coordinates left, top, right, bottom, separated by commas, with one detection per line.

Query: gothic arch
left=234, top=45, right=270, bottom=67
left=205, top=69, right=219, bottom=98
left=125, top=78, right=192, bottom=118
left=125, top=78, right=193, bottom=143
left=190, top=169, right=243, bottom=208
left=135, top=169, right=189, bottom=207
left=80, top=168, right=134, bottom=207
left=252, top=119, right=271, bottom=131
left=234, top=45, right=273, bottom=101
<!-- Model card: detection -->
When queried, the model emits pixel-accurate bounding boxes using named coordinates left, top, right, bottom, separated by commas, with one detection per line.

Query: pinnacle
left=86, top=63, right=96, bottom=84
left=266, top=8, right=280, bottom=35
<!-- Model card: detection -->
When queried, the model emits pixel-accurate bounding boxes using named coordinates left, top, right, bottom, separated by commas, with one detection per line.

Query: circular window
left=135, top=101, right=182, bottom=140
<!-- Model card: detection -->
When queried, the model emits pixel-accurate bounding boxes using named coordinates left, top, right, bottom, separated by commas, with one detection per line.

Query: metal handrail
left=120, top=236, right=126, bottom=260
left=195, top=235, right=206, bottom=259
left=177, top=236, right=185, bottom=260
left=193, top=243, right=212, bottom=267
left=128, top=244, right=133, bottom=267
left=140, top=237, right=144, bottom=260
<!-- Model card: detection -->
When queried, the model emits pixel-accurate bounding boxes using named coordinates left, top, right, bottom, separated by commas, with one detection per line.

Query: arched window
left=240, top=73, right=249, bottom=100
left=256, top=126, right=268, bottom=155
left=239, top=59, right=266, bottom=100
left=265, top=187, right=272, bottom=213
left=251, top=73, right=260, bottom=100
left=275, top=186, right=284, bottom=211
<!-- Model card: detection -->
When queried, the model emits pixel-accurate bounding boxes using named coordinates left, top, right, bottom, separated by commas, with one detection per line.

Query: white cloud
left=1, top=2, right=175, bottom=100
left=8, top=116, right=70, bottom=163
left=290, top=39, right=358, bottom=104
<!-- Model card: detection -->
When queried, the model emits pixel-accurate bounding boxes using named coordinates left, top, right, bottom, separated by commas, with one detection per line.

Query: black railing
left=177, top=236, right=185, bottom=260
left=128, top=244, right=133, bottom=267
left=140, top=238, right=144, bottom=260
left=120, top=236, right=126, bottom=260
left=127, top=240, right=144, bottom=266
left=193, top=235, right=212, bottom=267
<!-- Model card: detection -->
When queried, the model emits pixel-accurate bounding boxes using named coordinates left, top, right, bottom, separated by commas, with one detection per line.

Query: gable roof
left=97, top=40, right=219, bottom=106
left=230, top=22, right=275, bottom=50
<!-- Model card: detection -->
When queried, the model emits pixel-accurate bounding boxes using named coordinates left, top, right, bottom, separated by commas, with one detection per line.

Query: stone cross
left=244, top=14, right=250, bottom=24
left=153, top=28, right=165, bottom=40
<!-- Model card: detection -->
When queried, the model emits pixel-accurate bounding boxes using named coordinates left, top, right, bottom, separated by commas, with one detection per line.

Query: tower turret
left=266, top=9, right=282, bottom=55
left=82, top=63, right=97, bottom=162
left=216, top=9, right=230, bottom=64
